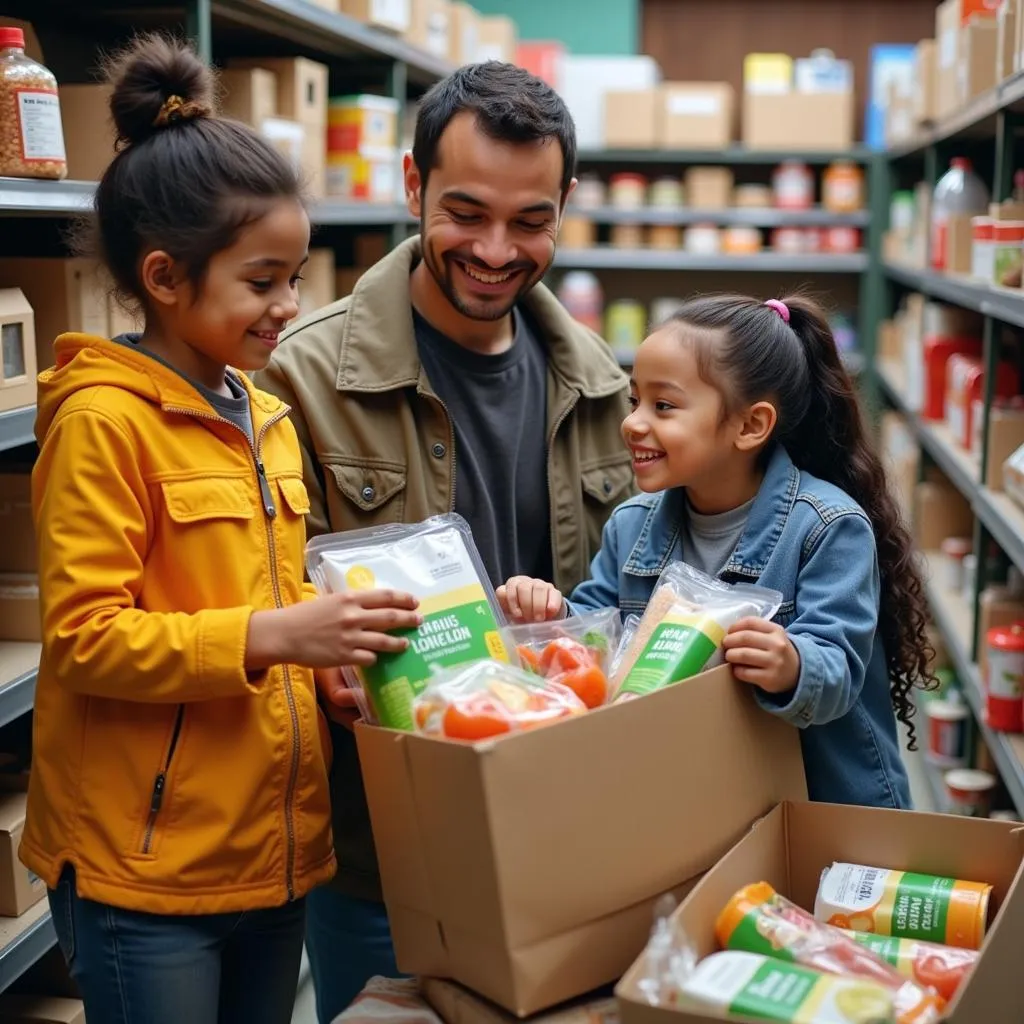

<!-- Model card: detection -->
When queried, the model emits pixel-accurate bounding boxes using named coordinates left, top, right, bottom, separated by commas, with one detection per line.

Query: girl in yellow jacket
left=22, top=34, right=421, bottom=1024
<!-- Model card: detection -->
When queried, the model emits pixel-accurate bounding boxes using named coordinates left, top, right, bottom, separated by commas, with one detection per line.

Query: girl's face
left=622, top=328, right=751, bottom=501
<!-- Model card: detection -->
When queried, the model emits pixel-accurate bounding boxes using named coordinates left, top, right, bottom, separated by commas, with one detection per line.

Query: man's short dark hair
left=412, top=62, right=577, bottom=196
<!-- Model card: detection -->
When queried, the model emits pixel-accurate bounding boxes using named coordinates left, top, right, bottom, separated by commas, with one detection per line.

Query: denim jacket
left=571, top=444, right=912, bottom=810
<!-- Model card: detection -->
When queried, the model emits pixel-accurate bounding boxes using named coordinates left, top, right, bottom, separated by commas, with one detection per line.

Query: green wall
left=470, top=0, right=638, bottom=55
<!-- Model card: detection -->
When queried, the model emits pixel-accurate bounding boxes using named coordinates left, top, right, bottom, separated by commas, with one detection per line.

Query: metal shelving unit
left=576, top=146, right=874, bottom=166
left=0, top=903, right=55, bottom=996
left=553, top=249, right=868, bottom=273
left=566, top=206, right=869, bottom=227
left=0, top=645, right=40, bottom=731
left=0, top=407, right=35, bottom=452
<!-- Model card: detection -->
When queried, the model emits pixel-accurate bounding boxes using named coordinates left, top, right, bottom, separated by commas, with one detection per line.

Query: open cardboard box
left=357, top=664, right=808, bottom=1017
left=616, top=801, right=1024, bottom=1024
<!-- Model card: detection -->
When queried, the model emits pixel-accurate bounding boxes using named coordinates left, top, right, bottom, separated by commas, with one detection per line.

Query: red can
left=985, top=624, right=1024, bottom=732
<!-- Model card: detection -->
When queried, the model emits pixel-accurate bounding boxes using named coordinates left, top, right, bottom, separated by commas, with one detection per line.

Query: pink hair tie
left=764, top=299, right=790, bottom=323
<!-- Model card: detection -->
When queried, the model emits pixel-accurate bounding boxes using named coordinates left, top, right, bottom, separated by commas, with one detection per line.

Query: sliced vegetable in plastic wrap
left=612, top=562, right=782, bottom=701
left=305, top=514, right=509, bottom=731
left=501, top=607, right=621, bottom=709
left=413, top=659, right=587, bottom=741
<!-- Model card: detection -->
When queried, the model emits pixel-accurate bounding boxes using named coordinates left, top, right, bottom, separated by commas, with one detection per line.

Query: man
left=256, top=61, right=632, bottom=1023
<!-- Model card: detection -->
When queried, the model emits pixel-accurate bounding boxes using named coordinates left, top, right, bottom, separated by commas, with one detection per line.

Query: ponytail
left=662, top=293, right=936, bottom=746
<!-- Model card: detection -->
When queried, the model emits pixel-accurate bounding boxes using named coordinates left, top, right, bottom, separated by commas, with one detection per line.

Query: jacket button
left=431, top=442, right=446, bottom=459
left=603, top=477, right=612, bottom=495
left=361, top=485, right=375, bottom=502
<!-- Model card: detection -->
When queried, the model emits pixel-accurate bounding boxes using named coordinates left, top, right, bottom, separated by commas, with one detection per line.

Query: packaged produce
left=841, top=930, right=978, bottom=1003
left=306, top=514, right=508, bottom=730
left=413, top=659, right=586, bottom=741
left=609, top=613, right=641, bottom=681
left=814, top=863, right=993, bottom=950
left=611, top=562, right=782, bottom=700
left=716, top=882, right=943, bottom=1023
left=0, top=27, right=66, bottom=180
left=502, top=607, right=621, bottom=709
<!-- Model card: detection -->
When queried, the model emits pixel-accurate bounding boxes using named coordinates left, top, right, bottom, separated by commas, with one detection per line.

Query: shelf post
left=388, top=59, right=412, bottom=250
left=859, top=154, right=890, bottom=420
left=186, top=0, right=213, bottom=64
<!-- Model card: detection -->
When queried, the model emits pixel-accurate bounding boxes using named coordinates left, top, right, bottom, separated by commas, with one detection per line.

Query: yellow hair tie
left=153, top=94, right=206, bottom=127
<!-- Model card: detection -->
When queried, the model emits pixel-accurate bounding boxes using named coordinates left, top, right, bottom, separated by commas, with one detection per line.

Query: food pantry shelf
left=0, top=407, right=35, bottom=453
left=0, top=644, right=40, bottom=730
left=577, top=147, right=873, bottom=166
left=566, top=207, right=869, bottom=227
left=312, top=202, right=414, bottom=226
left=553, top=249, right=868, bottom=272
left=0, top=178, right=94, bottom=217
left=0, top=902, right=54, bottom=996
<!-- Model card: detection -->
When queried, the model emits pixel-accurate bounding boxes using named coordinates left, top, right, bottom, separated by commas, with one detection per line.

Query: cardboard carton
left=0, top=575, right=40, bottom=642
left=218, top=67, right=278, bottom=127
left=228, top=57, right=328, bottom=126
left=617, top=801, right=1024, bottom=1024
left=58, top=83, right=115, bottom=181
left=406, top=0, right=451, bottom=60
left=0, top=474, right=34, bottom=574
left=684, top=168, right=734, bottom=210
left=0, top=995, right=86, bottom=1024
left=741, top=92, right=854, bottom=151
left=604, top=90, right=659, bottom=149
left=328, top=95, right=401, bottom=152
left=960, top=16, right=999, bottom=102
left=327, top=147, right=399, bottom=203
left=659, top=84, right=733, bottom=149
left=0, top=289, right=36, bottom=414
left=476, top=15, right=517, bottom=64
left=449, top=2, right=481, bottom=65
left=422, top=978, right=618, bottom=1024
left=0, top=791, right=45, bottom=917
left=357, top=664, right=807, bottom=1016
left=913, top=39, right=938, bottom=124
left=998, top=0, right=1018, bottom=79
left=914, top=479, right=974, bottom=550
left=340, top=0, right=412, bottom=32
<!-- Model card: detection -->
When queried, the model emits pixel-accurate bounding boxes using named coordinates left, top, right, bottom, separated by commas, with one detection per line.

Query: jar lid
left=987, top=622, right=1024, bottom=651
left=941, top=536, right=973, bottom=557
left=944, top=769, right=997, bottom=793
left=609, top=173, right=647, bottom=186
left=0, top=27, right=25, bottom=49
left=924, top=699, right=970, bottom=721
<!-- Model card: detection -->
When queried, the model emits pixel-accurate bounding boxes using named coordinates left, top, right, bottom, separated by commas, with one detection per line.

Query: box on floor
left=0, top=995, right=85, bottom=1024
left=357, top=664, right=807, bottom=1017
left=616, top=801, right=1024, bottom=1024
left=0, top=791, right=46, bottom=917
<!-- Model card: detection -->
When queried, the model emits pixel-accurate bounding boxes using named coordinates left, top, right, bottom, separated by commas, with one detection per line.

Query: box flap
left=0, top=790, right=27, bottom=834
left=0, top=995, right=85, bottom=1023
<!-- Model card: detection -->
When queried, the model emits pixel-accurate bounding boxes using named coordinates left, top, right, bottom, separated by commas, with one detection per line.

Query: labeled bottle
left=930, top=158, right=989, bottom=272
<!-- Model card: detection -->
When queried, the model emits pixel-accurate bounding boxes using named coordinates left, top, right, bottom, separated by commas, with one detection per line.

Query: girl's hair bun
left=105, top=33, right=215, bottom=148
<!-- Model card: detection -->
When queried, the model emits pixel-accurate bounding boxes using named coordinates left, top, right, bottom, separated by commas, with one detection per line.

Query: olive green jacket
left=256, top=235, right=632, bottom=899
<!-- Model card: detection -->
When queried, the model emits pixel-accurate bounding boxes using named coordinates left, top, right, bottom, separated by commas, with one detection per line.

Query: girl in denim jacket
left=498, top=294, right=934, bottom=809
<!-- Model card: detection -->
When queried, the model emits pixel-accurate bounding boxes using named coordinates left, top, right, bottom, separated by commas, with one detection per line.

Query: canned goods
left=648, top=176, right=683, bottom=209
left=823, top=225, right=861, bottom=253
left=608, top=173, right=647, bottom=210
left=772, top=160, right=814, bottom=210
left=605, top=300, right=647, bottom=362
left=924, top=699, right=969, bottom=767
left=944, top=768, right=997, bottom=817
left=647, top=224, right=683, bottom=250
left=572, top=173, right=606, bottom=210
left=940, top=536, right=972, bottom=592
left=985, top=624, right=1024, bottom=732
left=610, top=223, right=644, bottom=249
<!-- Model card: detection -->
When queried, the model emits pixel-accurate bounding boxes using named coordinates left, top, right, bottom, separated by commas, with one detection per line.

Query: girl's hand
left=496, top=576, right=566, bottom=624
left=247, top=590, right=422, bottom=671
left=721, top=617, right=800, bottom=694
left=316, top=666, right=361, bottom=730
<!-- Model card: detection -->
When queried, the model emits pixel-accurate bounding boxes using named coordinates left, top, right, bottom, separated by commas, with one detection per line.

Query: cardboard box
left=684, top=167, right=734, bottom=210
left=659, top=83, right=733, bottom=149
left=229, top=57, right=328, bottom=126
left=299, top=249, right=336, bottom=318
left=960, top=17, right=999, bottom=102
left=356, top=665, right=807, bottom=1016
left=741, top=92, right=854, bottom=151
left=354, top=232, right=391, bottom=267
left=616, top=801, right=1024, bottom=1024
left=0, top=474, right=34, bottom=574
left=604, top=90, right=659, bottom=149
left=913, top=39, right=938, bottom=124
left=998, top=0, right=1018, bottom=79
left=914, top=479, right=974, bottom=549
left=982, top=405, right=1024, bottom=489
left=406, top=0, right=451, bottom=60
left=0, top=792, right=45, bottom=917
left=449, top=2, right=481, bottom=64
left=0, top=258, right=109, bottom=371
left=865, top=44, right=917, bottom=148
left=0, top=575, right=40, bottom=642
left=1017, top=0, right=1024, bottom=71
left=329, top=95, right=401, bottom=152
left=327, top=148, right=399, bottom=203
left=422, top=978, right=618, bottom=1024
left=937, top=0, right=963, bottom=117
left=218, top=67, right=277, bottom=127
left=58, top=83, right=115, bottom=182
left=0, top=995, right=86, bottom=1024
left=340, top=0, right=412, bottom=32
left=476, top=15, right=517, bottom=63
left=0, top=290, right=37, bottom=414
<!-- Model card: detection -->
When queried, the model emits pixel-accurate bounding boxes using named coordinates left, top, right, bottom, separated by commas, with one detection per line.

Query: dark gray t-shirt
left=414, top=309, right=551, bottom=588
left=681, top=495, right=754, bottom=579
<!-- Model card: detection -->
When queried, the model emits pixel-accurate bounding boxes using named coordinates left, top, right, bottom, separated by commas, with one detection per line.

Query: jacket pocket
left=277, top=476, right=311, bottom=516
left=138, top=704, right=185, bottom=857
left=581, top=458, right=635, bottom=555
left=161, top=477, right=254, bottom=523
left=324, top=459, right=407, bottom=527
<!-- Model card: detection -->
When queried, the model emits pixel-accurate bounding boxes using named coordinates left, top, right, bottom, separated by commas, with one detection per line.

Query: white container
left=931, top=158, right=990, bottom=271
left=944, top=769, right=997, bottom=817
left=559, top=55, right=660, bottom=150
left=924, top=699, right=970, bottom=768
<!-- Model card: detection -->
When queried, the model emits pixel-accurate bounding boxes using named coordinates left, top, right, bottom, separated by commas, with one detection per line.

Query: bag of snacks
left=413, top=659, right=587, bottom=741
left=612, top=562, right=782, bottom=700
left=501, top=607, right=621, bottom=709
left=306, top=514, right=508, bottom=730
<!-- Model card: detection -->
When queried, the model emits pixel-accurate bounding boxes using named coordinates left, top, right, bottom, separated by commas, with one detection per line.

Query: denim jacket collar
left=623, top=445, right=800, bottom=581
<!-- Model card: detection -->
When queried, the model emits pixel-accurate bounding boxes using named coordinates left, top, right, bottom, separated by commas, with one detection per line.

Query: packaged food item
left=823, top=226, right=861, bottom=253
left=572, top=172, right=606, bottom=210
left=985, top=623, right=1024, bottom=731
left=556, top=270, right=603, bottom=334
left=722, top=225, right=761, bottom=254
left=559, top=216, right=597, bottom=249
left=840, top=930, right=979, bottom=1004
left=0, top=27, right=66, bottom=180
left=717, top=883, right=943, bottom=1023
left=502, top=607, right=621, bottom=709
left=683, top=223, right=721, bottom=254
left=943, top=768, right=998, bottom=817
left=814, top=863, right=993, bottom=950
left=609, top=613, right=641, bottom=681
left=413, top=659, right=586, bottom=741
left=822, top=161, right=864, bottom=213
left=733, top=183, right=773, bottom=208
left=923, top=698, right=969, bottom=768
left=647, top=224, right=683, bottom=250
left=970, top=216, right=995, bottom=281
left=608, top=172, right=647, bottom=210
left=612, top=562, right=782, bottom=700
left=939, top=536, right=972, bottom=591
left=931, top=158, right=989, bottom=272
left=610, top=223, right=644, bottom=249
left=772, top=160, right=814, bottom=210
left=771, top=227, right=805, bottom=254
left=306, top=514, right=508, bottom=730
left=993, top=220, right=1024, bottom=288
left=605, top=299, right=647, bottom=361
left=648, top=176, right=684, bottom=209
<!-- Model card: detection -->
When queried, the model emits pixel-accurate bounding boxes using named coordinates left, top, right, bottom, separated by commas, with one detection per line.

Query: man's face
left=406, top=112, right=573, bottom=322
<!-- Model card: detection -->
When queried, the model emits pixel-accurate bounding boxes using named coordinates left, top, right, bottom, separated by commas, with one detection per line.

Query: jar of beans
left=0, top=27, right=67, bottom=180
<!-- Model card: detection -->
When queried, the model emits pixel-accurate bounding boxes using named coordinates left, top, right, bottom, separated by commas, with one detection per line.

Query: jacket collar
left=336, top=236, right=624, bottom=399
left=624, top=445, right=800, bottom=580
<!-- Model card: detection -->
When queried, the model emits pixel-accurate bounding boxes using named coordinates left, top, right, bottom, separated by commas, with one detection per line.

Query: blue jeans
left=304, top=886, right=400, bottom=1024
left=48, top=867, right=306, bottom=1024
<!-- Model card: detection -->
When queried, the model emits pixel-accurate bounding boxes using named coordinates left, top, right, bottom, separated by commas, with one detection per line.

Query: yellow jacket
left=20, top=334, right=336, bottom=914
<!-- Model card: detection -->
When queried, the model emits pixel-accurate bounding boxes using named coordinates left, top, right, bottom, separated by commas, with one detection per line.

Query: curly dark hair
left=661, top=293, right=936, bottom=748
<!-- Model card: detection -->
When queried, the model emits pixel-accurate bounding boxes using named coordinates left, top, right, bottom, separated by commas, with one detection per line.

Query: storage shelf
left=210, top=0, right=453, bottom=85
left=0, top=644, right=40, bottom=730
left=0, top=902, right=55, bottom=996
left=553, top=249, right=868, bottom=272
left=566, top=206, right=869, bottom=227
left=0, top=178, right=94, bottom=217
left=577, top=147, right=874, bottom=166
left=311, top=201, right=413, bottom=226
left=885, top=262, right=1024, bottom=331
left=0, top=408, right=35, bottom=453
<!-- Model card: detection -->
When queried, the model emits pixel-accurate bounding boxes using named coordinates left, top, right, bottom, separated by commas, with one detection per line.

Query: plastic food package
left=501, top=607, right=621, bottom=709
left=306, top=514, right=508, bottom=730
left=413, top=659, right=587, bottom=741
left=612, top=562, right=783, bottom=701
left=717, top=882, right=943, bottom=1023
left=609, top=613, right=641, bottom=682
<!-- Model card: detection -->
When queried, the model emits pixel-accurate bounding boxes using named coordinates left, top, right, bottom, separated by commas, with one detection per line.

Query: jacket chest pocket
left=325, top=460, right=407, bottom=530
left=581, top=458, right=635, bottom=555
left=161, top=478, right=254, bottom=525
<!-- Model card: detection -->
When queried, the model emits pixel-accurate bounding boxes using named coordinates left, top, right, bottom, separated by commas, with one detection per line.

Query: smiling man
left=255, top=62, right=632, bottom=1022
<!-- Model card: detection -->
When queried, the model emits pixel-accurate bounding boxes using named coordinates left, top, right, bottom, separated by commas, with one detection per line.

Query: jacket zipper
left=164, top=403, right=302, bottom=901
left=141, top=703, right=185, bottom=854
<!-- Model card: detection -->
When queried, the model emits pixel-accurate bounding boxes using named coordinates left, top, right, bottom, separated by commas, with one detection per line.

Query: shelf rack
left=0, top=903, right=55, bottom=997
left=553, top=249, right=869, bottom=273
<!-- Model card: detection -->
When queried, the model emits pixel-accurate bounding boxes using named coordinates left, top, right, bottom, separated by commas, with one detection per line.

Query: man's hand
left=316, top=666, right=361, bottom=730
left=722, top=618, right=800, bottom=694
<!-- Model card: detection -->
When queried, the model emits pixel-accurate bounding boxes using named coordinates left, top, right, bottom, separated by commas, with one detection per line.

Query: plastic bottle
left=931, top=158, right=989, bottom=272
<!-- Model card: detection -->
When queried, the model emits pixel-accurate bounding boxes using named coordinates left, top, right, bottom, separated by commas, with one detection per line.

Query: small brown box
left=986, top=406, right=1024, bottom=489
left=229, top=58, right=328, bottom=126
left=406, top=0, right=451, bottom=60
left=218, top=67, right=278, bottom=127
left=960, top=16, right=999, bottom=102
left=742, top=91, right=854, bottom=151
left=998, top=0, right=1018, bottom=79
left=0, top=995, right=86, bottom=1024
left=0, top=290, right=36, bottom=414
left=603, top=90, right=658, bottom=149
left=448, top=2, right=481, bottom=65
left=476, top=15, right=517, bottom=63
left=659, top=83, right=733, bottom=149
left=913, top=39, right=938, bottom=124
left=58, top=83, right=115, bottom=182
left=0, top=792, right=45, bottom=917
left=914, top=479, right=974, bottom=550
left=0, top=474, right=35, bottom=574
left=685, top=167, right=734, bottom=210
left=0, top=575, right=40, bottom=642
left=340, top=0, right=412, bottom=33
